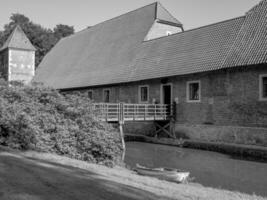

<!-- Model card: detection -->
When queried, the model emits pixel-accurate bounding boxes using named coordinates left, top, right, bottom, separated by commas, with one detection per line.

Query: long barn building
left=34, top=1, right=267, bottom=145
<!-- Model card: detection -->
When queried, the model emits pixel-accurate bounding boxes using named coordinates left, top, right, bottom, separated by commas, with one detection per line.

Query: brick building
left=0, top=25, right=36, bottom=84
left=34, top=1, right=267, bottom=145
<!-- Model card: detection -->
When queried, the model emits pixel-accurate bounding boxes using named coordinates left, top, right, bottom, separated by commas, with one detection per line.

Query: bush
left=0, top=80, right=123, bottom=166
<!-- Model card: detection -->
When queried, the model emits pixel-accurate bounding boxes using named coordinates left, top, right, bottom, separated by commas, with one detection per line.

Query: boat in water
left=135, top=164, right=190, bottom=183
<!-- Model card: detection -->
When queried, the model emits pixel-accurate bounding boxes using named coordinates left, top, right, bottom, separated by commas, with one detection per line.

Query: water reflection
left=125, top=142, right=267, bottom=197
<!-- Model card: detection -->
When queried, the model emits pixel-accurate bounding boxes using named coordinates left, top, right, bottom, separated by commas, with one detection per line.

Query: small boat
left=135, top=164, right=190, bottom=183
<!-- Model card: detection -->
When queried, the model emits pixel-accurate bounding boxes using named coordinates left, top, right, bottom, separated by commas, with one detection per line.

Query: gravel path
left=0, top=151, right=165, bottom=200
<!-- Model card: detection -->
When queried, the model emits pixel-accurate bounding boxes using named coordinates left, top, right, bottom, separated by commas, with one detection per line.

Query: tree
left=9, top=13, right=30, bottom=25
left=0, top=13, right=75, bottom=67
left=54, top=24, right=74, bottom=39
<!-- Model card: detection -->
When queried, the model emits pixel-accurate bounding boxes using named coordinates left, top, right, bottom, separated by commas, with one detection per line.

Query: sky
left=0, top=0, right=262, bottom=32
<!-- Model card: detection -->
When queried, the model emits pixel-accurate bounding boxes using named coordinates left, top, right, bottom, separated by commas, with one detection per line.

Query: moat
left=125, top=142, right=267, bottom=197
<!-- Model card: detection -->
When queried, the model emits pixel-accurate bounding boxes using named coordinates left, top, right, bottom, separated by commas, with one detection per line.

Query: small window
left=260, top=75, right=267, bottom=101
left=88, top=90, right=93, bottom=100
left=187, top=81, right=201, bottom=102
left=103, top=89, right=110, bottom=103
left=139, top=85, right=149, bottom=103
left=166, top=31, right=172, bottom=36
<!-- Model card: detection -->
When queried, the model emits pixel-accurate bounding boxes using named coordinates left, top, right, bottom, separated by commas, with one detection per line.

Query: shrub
left=0, top=80, right=123, bottom=166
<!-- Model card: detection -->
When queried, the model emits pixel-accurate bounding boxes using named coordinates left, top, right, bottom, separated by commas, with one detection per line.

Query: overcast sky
left=0, top=0, right=261, bottom=32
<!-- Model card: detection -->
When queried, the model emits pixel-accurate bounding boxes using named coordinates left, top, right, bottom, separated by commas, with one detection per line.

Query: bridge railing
left=92, top=103, right=173, bottom=122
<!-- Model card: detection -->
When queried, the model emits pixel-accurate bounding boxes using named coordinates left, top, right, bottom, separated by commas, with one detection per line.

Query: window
left=187, top=81, right=201, bottom=102
left=139, top=85, right=149, bottom=103
left=166, top=31, right=172, bottom=36
left=260, top=75, right=267, bottom=101
left=103, top=89, right=110, bottom=103
left=88, top=90, right=93, bottom=100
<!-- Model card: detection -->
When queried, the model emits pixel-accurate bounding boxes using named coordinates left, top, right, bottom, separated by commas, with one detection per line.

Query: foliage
left=0, top=13, right=74, bottom=67
left=0, top=80, right=123, bottom=166
left=54, top=24, right=74, bottom=39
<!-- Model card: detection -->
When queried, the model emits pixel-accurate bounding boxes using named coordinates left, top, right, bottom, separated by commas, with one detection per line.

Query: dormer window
left=143, top=3, right=183, bottom=41
left=166, top=31, right=172, bottom=36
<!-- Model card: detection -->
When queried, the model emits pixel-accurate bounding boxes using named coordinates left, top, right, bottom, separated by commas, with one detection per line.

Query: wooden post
left=119, top=121, right=125, bottom=161
left=119, top=103, right=126, bottom=161
left=154, top=104, right=156, bottom=120
left=171, top=102, right=177, bottom=120
left=170, top=118, right=176, bottom=139
left=144, top=105, right=147, bottom=121
left=134, top=104, right=136, bottom=121
left=117, top=103, right=120, bottom=121
left=120, top=103, right=124, bottom=124
left=105, top=104, right=108, bottom=121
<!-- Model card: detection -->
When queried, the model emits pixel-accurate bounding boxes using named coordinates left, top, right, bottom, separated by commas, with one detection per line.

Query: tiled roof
left=34, top=1, right=267, bottom=89
left=34, top=3, right=157, bottom=89
left=0, top=25, right=36, bottom=52
left=130, top=17, right=245, bottom=81
left=222, top=0, right=267, bottom=68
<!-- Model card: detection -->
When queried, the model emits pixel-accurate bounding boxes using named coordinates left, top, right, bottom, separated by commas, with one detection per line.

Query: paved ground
left=0, top=151, right=167, bottom=200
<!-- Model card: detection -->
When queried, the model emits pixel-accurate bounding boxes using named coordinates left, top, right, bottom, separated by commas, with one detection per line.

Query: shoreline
left=0, top=145, right=266, bottom=200
left=125, top=134, right=267, bottom=162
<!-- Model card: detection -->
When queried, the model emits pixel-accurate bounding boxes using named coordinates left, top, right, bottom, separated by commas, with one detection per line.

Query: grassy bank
left=0, top=146, right=265, bottom=200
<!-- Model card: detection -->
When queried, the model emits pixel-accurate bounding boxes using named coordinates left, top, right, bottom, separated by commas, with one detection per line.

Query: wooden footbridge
left=92, top=103, right=176, bottom=138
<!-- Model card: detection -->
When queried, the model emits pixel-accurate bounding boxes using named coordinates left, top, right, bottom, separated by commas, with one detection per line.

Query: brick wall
left=72, top=65, right=267, bottom=144
left=171, top=65, right=267, bottom=127
left=175, top=124, right=267, bottom=146
left=86, top=65, right=267, bottom=128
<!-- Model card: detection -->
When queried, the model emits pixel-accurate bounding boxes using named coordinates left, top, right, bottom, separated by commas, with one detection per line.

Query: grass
left=0, top=146, right=265, bottom=200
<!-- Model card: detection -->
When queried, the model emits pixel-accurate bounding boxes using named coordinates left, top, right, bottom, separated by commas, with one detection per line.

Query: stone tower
left=0, top=25, right=36, bottom=84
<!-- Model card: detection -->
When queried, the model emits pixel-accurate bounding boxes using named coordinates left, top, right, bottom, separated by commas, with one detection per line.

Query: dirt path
left=0, top=148, right=266, bottom=200
left=0, top=151, right=168, bottom=200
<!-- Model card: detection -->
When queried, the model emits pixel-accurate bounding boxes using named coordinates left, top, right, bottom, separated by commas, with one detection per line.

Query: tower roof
left=0, top=25, right=36, bottom=52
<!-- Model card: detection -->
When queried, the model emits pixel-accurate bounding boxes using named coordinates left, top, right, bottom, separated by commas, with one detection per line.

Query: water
left=125, top=142, right=267, bottom=197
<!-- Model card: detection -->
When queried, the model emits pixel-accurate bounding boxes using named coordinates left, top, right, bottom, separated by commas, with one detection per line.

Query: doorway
left=161, top=84, right=172, bottom=114
left=162, top=84, right=172, bottom=104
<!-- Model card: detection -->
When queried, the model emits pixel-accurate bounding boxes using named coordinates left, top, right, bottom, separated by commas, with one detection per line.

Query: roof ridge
left=222, top=0, right=267, bottom=68
left=221, top=17, right=247, bottom=68
left=63, top=2, right=158, bottom=40
left=36, top=2, right=265, bottom=89
left=246, top=0, right=267, bottom=14
left=143, top=15, right=245, bottom=43
left=156, top=2, right=182, bottom=25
